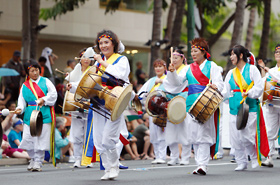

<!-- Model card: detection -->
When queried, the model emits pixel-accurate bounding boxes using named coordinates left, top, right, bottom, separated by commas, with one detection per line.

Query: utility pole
left=187, top=0, right=195, bottom=64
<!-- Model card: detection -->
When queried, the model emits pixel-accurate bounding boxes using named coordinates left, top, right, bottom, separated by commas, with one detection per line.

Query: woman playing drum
left=15, top=61, right=57, bottom=172
left=223, top=45, right=266, bottom=171
left=137, top=58, right=167, bottom=164
left=160, top=48, right=191, bottom=166
left=164, top=38, right=224, bottom=175
left=258, top=44, right=280, bottom=168
left=91, top=30, right=131, bottom=180
left=66, top=48, right=92, bottom=168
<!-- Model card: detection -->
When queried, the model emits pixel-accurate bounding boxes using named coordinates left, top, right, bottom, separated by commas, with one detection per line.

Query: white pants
left=169, top=143, right=191, bottom=161
left=264, top=107, right=280, bottom=157
left=153, top=140, right=167, bottom=160
left=229, top=113, right=257, bottom=165
left=69, top=112, right=87, bottom=160
left=193, top=143, right=211, bottom=166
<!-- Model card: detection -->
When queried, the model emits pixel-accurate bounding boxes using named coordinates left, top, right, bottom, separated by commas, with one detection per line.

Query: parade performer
left=137, top=58, right=168, bottom=164
left=15, top=60, right=57, bottom=171
left=164, top=38, right=224, bottom=175
left=258, top=44, right=280, bottom=168
left=223, top=45, right=269, bottom=171
left=161, top=48, right=191, bottom=166
left=91, top=30, right=131, bottom=180
left=66, top=48, right=93, bottom=168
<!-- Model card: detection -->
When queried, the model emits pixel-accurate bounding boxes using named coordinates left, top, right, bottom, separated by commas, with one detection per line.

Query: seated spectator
left=64, top=59, right=76, bottom=74
left=1, top=134, right=30, bottom=159
left=8, top=118, right=23, bottom=148
left=55, top=117, right=74, bottom=161
left=133, top=114, right=154, bottom=160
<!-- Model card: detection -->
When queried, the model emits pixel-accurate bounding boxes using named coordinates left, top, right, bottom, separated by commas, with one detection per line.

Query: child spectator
left=1, top=134, right=29, bottom=159
left=8, top=118, right=23, bottom=148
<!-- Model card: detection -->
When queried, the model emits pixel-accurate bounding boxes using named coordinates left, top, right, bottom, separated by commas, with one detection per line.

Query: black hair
left=67, top=59, right=75, bottom=66
left=95, top=30, right=119, bottom=53
left=229, top=45, right=251, bottom=62
left=6, top=100, right=16, bottom=109
left=38, top=56, right=47, bottom=63
left=173, top=47, right=185, bottom=59
left=25, top=59, right=41, bottom=75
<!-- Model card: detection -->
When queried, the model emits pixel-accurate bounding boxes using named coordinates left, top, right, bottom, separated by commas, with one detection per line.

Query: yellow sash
left=150, top=75, right=166, bottom=92
left=176, top=64, right=185, bottom=74
left=98, top=53, right=121, bottom=76
left=232, top=67, right=254, bottom=104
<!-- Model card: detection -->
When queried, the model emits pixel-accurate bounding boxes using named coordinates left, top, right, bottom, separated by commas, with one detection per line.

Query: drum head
left=145, top=91, right=167, bottom=117
left=236, top=103, right=249, bottom=130
left=74, top=65, right=97, bottom=101
left=30, top=110, right=43, bottom=137
left=167, top=96, right=186, bottom=124
left=111, top=84, right=133, bottom=121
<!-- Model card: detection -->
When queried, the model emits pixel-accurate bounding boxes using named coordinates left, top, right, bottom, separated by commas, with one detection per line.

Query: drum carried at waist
left=30, top=109, right=43, bottom=137
left=145, top=90, right=186, bottom=125
left=189, top=85, right=223, bottom=124
left=63, top=90, right=90, bottom=114
left=262, top=80, right=280, bottom=105
left=74, top=65, right=132, bottom=121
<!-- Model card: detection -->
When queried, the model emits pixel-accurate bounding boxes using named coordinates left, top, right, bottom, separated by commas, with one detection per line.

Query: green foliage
left=148, top=0, right=169, bottom=12
left=196, top=0, right=226, bottom=16
left=104, top=0, right=121, bottom=14
left=39, top=0, right=86, bottom=21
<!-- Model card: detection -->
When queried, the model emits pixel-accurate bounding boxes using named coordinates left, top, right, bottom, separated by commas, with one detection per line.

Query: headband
left=79, top=51, right=85, bottom=58
left=98, top=34, right=113, bottom=42
left=191, top=45, right=211, bottom=60
left=275, top=46, right=280, bottom=51
left=28, top=65, right=33, bottom=70
left=173, top=53, right=187, bottom=63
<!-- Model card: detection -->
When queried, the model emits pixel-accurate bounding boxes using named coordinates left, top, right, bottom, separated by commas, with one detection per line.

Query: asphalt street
left=1, top=156, right=280, bottom=185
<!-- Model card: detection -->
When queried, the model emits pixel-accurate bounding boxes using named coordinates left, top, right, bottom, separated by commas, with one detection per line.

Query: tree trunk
left=245, top=7, right=256, bottom=51
left=258, top=0, right=271, bottom=60
left=30, top=0, right=40, bottom=59
left=22, top=0, right=31, bottom=63
left=225, top=0, right=246, bottom=74
left=171, top=0, right=185, bottom=47
left=150, top=0, right=162, bottom=77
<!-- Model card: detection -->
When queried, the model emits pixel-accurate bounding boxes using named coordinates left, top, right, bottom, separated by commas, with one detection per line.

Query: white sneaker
left=261, top=158, right=273, bottom=167
left=73, top=160, right=81, bottom=168
left=151, top=159, right=166, bottom=164
left=167, top=158, right=179, bottom=166
left=27, top=160, right=34, bottom=171
left=101, top=172, right=110, bottom=180
left=109, top=167, right=119, bottom=180
left=32, top=162, right=42, bottom=172
left=68, top=156, right=75, bottom=163
left=251, top=159, right=259, bottom=169
left=180, top=160, right=189, bottom=165
left=235, top=163, right=247, bottom=171
left=86, top=163, right=93, bottom=168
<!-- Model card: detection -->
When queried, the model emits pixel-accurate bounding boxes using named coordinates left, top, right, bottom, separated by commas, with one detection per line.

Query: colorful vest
left=228, top=63, right=258, bottom=115
left=22, top=77, right=52, bottom=125
left=185, top=60, right=211, bottom=111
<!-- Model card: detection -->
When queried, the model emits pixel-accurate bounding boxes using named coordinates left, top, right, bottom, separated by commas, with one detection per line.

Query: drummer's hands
left=66, top=83, right=72, bottom=91
left=14, top=109, right=22, bottom=115
left=210, top=84, right=218, bottom=90
left=242, top=92, right=248, bottom=98
left=37, top=98, right=45, bottom=106
left=155, top=78, right=163, bottom=85
left=93, top=54, right=103, bottom=64
left=134, top=94, right=139, bottom=101
left=65, top=72, right=69, bottom=77
left=168, top=63, right=175, bottom=72
left=258, top=59, right=269, bottom=72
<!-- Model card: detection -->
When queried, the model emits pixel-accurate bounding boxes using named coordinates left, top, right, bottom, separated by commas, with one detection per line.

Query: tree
left=258, top=0, right=271, bottom=60
left=245, top=7, right=256, bottom=50
left=171, top=0, right=186, bottom=47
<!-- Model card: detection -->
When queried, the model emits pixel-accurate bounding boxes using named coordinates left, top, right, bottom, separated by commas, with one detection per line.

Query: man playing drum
left=15, top=60, right=57, bottom=172
left=160, top=48, right=192, bottom=166
left=136, top=58, right=168, bottom=165
left=258, top=44, right=280, bottom=168
left=223, top=45, right=269, bottom=171
left=164, top=38, right=224, bottom=175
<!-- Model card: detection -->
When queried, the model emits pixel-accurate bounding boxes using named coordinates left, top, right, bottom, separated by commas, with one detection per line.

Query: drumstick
left=170, top=47, right=174, bottom=64
left=74, top=57, right=95, bottom=61
left=0, top=109, right=15, bottom=116
left=55, top=68, right=66, bottom=75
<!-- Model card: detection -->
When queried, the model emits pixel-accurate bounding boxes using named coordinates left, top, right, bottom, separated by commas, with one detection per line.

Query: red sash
left=24, top=80, right=46, bottom=98
left=190, top=62, right=209, bottom=85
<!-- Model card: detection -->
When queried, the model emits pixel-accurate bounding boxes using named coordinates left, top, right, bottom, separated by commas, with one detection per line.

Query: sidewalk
left=0, top=158, right=28, bottom=166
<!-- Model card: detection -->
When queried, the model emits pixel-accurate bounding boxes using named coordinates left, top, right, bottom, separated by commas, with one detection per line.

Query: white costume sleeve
left=210, top=62, right=224, bottom=92
left=16, top=87, right=26, bottom=114
left=42, top=78, right=58, bottom=106
left=268, top=65, right=280, bottom=83
left=163, top=66, right=189, bottom=93
left=247, top=65, right=263, bottom=99
left=105, top=56, right=130, bottom=83
left=221, top=70, right=233, bottom=103
left=69, top=81, right=79, bottom=94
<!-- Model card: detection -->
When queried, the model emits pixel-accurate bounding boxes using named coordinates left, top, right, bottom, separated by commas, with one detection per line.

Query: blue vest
left=228, top=63, right=258, bottom=115
left=22, top=77, right=52, bottom=125
left=185, top=60, right=211, bottom=111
